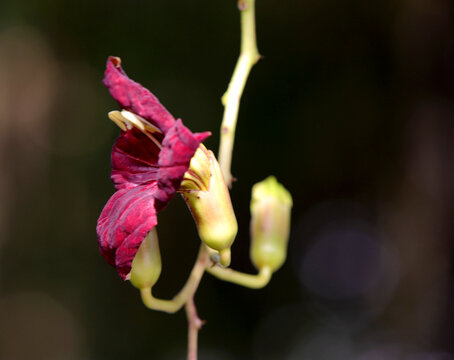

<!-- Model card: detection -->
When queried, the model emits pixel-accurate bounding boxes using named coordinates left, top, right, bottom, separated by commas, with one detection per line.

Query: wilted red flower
left=97, top=57, right=210, bottom=279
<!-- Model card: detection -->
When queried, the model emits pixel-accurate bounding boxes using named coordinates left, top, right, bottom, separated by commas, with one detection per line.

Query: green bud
left=181, top=145, right=238, bottom=266
left=130, top=228, right=162, bottom=289
left=250, top=176, right=292, bottom=272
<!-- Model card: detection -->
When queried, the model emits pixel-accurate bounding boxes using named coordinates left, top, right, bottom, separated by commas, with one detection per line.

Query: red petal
left=110, top=122, right=210, bottom=206
left=96, top=183, right=158, bottom=279
left=103, top=57, right=176, bottom=133
left=155, top=120, right=211, bottom=209
left=111, top=128, right=163, bottom=190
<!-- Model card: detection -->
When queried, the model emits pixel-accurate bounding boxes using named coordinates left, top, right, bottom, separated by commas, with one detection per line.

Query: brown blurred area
left=0, top=0, right=454, bottom=359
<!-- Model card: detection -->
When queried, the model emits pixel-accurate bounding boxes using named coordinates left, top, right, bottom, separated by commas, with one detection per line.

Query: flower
left=180, top=145, right=238, bottom=266
left=97, top=57, right=210, bottom=280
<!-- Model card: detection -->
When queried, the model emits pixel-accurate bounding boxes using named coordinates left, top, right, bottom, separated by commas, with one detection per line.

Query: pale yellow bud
left=250, top=176, right=292, bottom=272
left=130, top=228, right=162, bottom=289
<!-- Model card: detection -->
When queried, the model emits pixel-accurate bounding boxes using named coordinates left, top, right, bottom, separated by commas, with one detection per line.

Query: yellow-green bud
left=181, top=145, right=238, bottom=266
left=250, top=176, right=292, bottom=272
left=130, top=228, right=162, bottom=289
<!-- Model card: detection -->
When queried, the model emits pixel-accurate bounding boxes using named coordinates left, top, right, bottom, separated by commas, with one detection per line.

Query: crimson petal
left=97, top=183, right=158, bottom=279
left=111, top=128, right=162, bottom=190
left=155, top=119, right=210, bottom=209
left=103, top=56, right=176, bottom=133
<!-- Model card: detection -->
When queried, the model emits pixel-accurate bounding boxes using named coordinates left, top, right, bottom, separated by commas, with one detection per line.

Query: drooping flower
left=97, top=57, right=210, bottom=280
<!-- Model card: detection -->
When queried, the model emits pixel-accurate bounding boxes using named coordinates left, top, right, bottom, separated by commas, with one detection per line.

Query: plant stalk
left=140, top=244, right=209, bottom=313
left=218, top=0, right=261, bottom=186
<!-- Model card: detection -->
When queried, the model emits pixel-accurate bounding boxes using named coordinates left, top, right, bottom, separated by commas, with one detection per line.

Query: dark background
left=1, top=0, right=454, bottom=359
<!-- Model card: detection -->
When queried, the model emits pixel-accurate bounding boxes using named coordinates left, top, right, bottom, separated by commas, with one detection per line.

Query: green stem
left=140, top=244, right=210, bottom=313
left=185, top=297, right=203, bottom=360
left=206, top=265, right=272, bottom=289
left=218, top=0, right=260, bottom=186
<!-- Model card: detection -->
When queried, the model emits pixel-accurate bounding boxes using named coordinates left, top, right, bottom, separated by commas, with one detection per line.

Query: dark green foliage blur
left=1, top=0, right=454, bottom=359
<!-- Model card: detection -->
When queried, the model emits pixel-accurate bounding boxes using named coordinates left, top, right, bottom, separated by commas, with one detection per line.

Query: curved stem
left=206, top=265, right=272, bottom=289
left=185, top=297, right=204, bottom=360
left=140, top=244, right=210, bottom=313
left=218, top=0, right=260, bottom=186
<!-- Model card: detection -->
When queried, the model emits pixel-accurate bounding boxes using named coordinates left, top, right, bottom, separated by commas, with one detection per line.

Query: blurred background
left=0, top=0, right=454, bottom=359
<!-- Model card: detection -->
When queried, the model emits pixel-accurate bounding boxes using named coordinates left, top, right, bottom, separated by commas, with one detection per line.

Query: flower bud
left=130, top=228, right=162, bottom=289
left=250, top=176, right=292, bottom=272
left=181, top=145, right=238, bottom=266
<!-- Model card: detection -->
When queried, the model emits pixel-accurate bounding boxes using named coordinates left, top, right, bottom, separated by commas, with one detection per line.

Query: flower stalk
left=185, top=297, right=204, bottom=360
left=140, top=245, right=210, bottom=313
left=206, top=265, right=272, bottom=289
left=218, top=0, right=261, bottom=186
